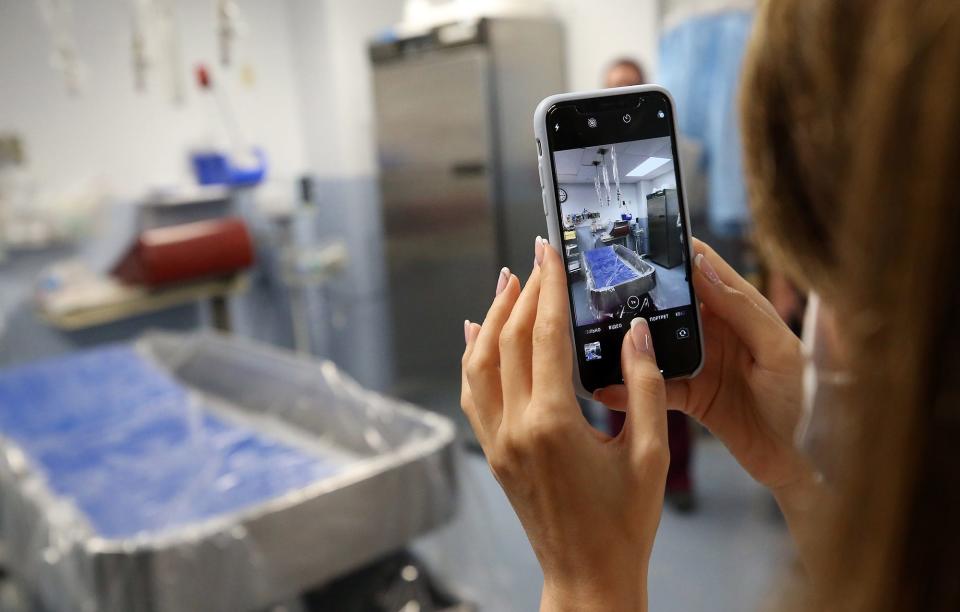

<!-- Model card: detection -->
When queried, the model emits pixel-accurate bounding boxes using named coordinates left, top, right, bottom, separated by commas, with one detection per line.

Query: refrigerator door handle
left=450, top=161, right=488, bottom=177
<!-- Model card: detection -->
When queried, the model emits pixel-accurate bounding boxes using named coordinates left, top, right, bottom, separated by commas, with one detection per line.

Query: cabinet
left=646, top=189, right=684, bottom=268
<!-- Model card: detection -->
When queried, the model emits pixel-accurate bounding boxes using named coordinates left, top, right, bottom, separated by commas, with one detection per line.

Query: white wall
left=285, top=0, right=405, bottom=179
left=560, top=167, right=680, bottom=227
left=547, top=0, right=660, bottom=90
left=0, top=0, right=307, bottom=200
left=638, top=165, right=678, bottom=202
left=560, top=182, right=645, bottom=225
left=650, top=166, right=678, bottom=191
left=286, top=0, right=661, bottom=179
left=0, top=0, right=661, bottom=201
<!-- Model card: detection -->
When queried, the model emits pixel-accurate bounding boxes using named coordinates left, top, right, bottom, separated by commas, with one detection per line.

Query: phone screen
left=543, top=90, right=701, bottom=391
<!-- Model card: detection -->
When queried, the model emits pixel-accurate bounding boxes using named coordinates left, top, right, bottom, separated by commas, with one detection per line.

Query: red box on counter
left=112, top=217, right=254, bottom=288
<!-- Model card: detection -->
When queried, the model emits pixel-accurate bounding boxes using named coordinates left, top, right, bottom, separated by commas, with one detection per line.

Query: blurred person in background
left=604, top=57, right=647, bottom=89
left=603, top=57, right=698, bottom=514
left=461, top=0, right=960, bottom=610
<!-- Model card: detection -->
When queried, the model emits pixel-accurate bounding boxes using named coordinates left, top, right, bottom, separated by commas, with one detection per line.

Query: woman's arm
left=540, top=579, right=647, bottom=612
left=770, top=469, right=825, bottom=574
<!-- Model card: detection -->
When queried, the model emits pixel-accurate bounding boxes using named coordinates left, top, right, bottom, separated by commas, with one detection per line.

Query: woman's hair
left=741, top=0, right=960, bottom=610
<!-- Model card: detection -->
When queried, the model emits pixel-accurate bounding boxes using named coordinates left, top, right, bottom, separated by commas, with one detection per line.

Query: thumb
left=620, top=318, right=668, bottom=450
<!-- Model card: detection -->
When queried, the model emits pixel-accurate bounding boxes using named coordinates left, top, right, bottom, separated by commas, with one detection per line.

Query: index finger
left=531, top=238, right=576, bottom=400
left=465, top=272, right=521, bottom=438
left=461, top=321, right=491, bottom=449
left=692, top=238, right=786, bottom=327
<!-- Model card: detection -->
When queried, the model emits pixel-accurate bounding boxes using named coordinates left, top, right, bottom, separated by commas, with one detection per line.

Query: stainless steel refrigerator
left=647, top=189, right=684, bottom=269
left=370, top=18, right=565, bottom=417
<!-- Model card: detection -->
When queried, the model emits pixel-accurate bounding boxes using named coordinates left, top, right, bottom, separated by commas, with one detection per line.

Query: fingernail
left=496, top=267, right=510, bottom=295
left=630, top=317, right=653, bottom=355
left=592, top=389, right=604, bottom=402
left=695, top=253, right=721, bottom=285
left=534, top=236, right=545, bottom=267
left=464, top=319, right=471, bottom=344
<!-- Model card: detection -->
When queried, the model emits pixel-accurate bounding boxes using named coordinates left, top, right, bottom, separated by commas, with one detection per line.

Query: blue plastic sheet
left=659, top=10, right=754, bottom=237
left=0, top=346, right=341, bottom=538
left=584, top=246, right=640, bottom=289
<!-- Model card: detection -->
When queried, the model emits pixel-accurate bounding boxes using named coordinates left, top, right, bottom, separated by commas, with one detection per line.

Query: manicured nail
left=496, top=267, right=510, bottom=295
left=592, top=389, right=604, bottom=402
left=464, top=319, right=471, bottom=344
left=534, top=236, right=545, bottom=266
left=695, top=253, right=721, bottom=284
left=630, top=317, right=653, bottom=355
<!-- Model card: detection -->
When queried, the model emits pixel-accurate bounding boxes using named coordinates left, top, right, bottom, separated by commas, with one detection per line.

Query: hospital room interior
left=555, top=138, right=689, bottom=326
left=0, top=1, right=794, bottom=611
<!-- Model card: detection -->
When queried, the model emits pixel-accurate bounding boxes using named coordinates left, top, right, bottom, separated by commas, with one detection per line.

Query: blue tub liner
left=583, top=246, right=641, bottom=289
left=0, top=346, right=341, bottom=539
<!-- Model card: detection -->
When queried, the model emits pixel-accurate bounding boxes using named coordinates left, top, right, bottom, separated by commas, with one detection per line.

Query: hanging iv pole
left=593, top=161, right=604, bottom=208
left=36, top=0, right=86, bottom=95
left=598, top=148, right=611, bottom=206
left=611, top=144, right=623, bottom=206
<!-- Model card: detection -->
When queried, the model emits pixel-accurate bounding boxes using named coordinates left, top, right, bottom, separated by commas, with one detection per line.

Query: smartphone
left=533, top=85, right=704, bottom=397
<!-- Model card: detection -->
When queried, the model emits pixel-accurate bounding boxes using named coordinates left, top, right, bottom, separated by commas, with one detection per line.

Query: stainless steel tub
left=583, top=244, right=657, bottom=318
left=0, top=332, right=457, bottom=612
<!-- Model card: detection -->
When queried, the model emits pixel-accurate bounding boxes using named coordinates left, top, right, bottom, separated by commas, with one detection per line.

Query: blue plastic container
left=191, top=148, right=267, bottom=187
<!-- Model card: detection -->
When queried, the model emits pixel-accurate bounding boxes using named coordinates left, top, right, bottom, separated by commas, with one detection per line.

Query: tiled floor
left=414, top=435, right=792, bottom=611
left=648, top=260, right=692, bottom=311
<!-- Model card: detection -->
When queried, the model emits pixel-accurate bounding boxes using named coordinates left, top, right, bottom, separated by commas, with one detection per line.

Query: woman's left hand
left=461, top=238, right=669, bottom=612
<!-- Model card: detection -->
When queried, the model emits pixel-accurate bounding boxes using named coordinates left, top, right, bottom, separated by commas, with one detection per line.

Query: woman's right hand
left=595, top=239, right=812, bottom=495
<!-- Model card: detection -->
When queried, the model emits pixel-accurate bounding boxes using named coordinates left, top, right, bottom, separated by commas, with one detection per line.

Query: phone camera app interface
left=583, top=341, right=602, bottom=362
left=554, top=136, right=691, bottom=327
left=548, top=95, right=699, bottom=385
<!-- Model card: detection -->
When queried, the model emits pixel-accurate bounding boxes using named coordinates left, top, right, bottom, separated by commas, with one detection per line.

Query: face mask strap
left=795, top=291, right=853, bottom=482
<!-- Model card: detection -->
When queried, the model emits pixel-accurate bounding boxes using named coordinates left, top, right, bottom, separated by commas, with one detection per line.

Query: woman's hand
left=594, top=240, right=821, bottom=564
left=595, top=239, right=810, bottom=493
left=461, top=238, right=669, bottom=612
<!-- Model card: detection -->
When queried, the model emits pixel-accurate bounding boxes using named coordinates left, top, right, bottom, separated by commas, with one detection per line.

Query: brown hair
left=741, top=0, right=960, bottom=610
left=605, top=57, right=647, bottom=85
